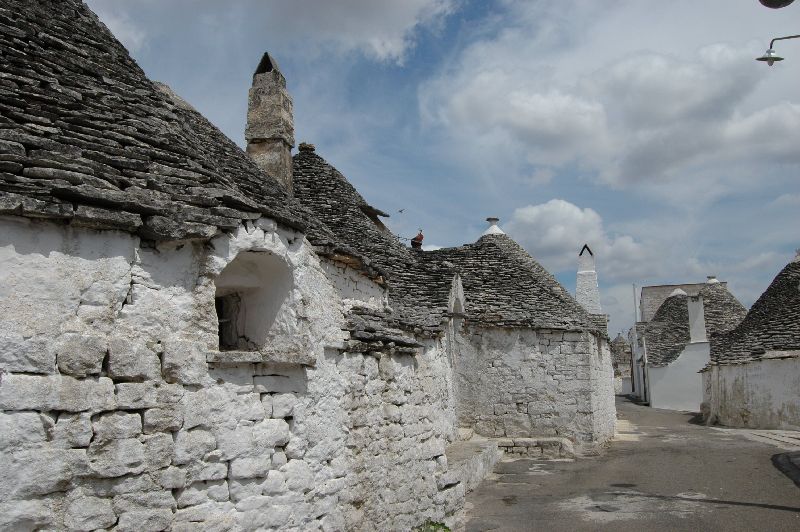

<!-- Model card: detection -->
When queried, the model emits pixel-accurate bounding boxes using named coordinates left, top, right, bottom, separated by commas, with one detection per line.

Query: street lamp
left=759, top=0, right=795, bottom=7
left=757, top=34, right=800, bottom=65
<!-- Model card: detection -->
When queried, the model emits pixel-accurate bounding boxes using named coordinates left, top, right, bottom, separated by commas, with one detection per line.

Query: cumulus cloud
left=252, top=0, right=454, bottom=63
left=88, top=0, right=454, bottom=64
left=505, top=199, right=652, bottom=282
left=419, top=0, right=800, bottom=192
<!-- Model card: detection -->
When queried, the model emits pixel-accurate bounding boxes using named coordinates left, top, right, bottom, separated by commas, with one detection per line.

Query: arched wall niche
left=214, top=250, right=293, bottom=351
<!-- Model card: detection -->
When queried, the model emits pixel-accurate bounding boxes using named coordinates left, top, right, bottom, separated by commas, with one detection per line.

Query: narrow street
left=464, top=397, right=800, bottom=531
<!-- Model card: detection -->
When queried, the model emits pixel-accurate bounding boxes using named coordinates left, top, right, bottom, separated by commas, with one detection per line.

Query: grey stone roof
left=643, top=294, right=690, bottom=367
left=423, top=236, right=594, bottom=330
left=610, top=334, right=631, bottom=373
left=293, top=147, right=596, bottom=333
left=0, top=1, right=298, bottom=239
left=711, top=258, right=800, bottom=364
left=645, top=283, right=746, bottom=367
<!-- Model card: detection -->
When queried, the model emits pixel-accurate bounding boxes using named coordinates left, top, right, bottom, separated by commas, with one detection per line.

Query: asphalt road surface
left=464, top=397, right=800, bottom=532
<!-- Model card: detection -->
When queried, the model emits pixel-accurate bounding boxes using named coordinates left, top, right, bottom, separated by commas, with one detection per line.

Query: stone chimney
left=687, top=295, right=708, bottom=343
left=576, top=244, right=602, bottom=314
left=245, top=52, right=295, bottom=194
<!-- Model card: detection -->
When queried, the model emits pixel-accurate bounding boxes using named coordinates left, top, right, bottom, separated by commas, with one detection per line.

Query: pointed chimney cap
left=483, top=217, right=505, bottom=236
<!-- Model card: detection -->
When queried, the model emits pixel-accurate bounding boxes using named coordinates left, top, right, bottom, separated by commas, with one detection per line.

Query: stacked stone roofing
left=0, top=0, right=381, bottom=278
left=422, top=236, right=594, bottom=330
left=293, top=147, right=596, bottom=333
left=640, top=282, right=721, bottom=322
left=293, top=146, right=451, bottom=333
left=645, top=283, right=746, bottom=367
left=611, top=334, right=631, bottom=368
left=710, top=257, right=800, bottom=364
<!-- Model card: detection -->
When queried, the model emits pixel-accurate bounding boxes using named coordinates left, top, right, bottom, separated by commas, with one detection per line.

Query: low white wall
left=647, top=342, right=709, bottom=412
left=454, top=326, right=615, bottom=453
left=703, top=354, right=800, bottom=430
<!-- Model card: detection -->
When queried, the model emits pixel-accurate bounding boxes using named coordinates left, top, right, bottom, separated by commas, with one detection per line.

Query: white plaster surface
left=0, top=217, right=466, bottom=531
left=647, top=342, right=709, bottom=412
left=454, top=326, right=615, bottom=454
left=703, top=354, right=800, bottom=430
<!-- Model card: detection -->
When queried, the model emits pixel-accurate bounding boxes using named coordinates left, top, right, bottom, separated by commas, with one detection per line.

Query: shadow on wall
left=214, top=251, right=293, bottom=351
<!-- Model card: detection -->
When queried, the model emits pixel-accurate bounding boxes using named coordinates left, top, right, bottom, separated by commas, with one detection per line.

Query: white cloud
left=419, top=0, right=800, bottom=194
left=263, top=0, right=454, bottom=63
left=505, top=199, right=652, bottom=282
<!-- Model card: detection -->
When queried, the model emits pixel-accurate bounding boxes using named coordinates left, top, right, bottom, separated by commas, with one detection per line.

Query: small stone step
left=445, top=439, right=502, bottom=493
left=496, top=437, right=575, bottom=459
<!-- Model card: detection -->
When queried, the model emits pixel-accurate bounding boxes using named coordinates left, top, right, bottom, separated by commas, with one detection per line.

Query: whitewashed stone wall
left=702, top=354, right=800, bottom=430
left=320, top=259, right=387, bottom=311
left=0, top=216, right=461, bottom=531
left=454, top=326, right=615, bottom=454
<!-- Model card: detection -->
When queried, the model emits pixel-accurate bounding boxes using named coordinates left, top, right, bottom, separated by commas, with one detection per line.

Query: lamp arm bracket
left=770, top=34, right=800, bottom=48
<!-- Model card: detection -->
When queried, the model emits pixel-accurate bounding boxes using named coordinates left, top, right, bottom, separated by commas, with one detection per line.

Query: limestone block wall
left=703, top=354, right=800, bottom=430
left=320, top=259, right=387, bottom=310
left=0, top=216, right=461, bottom=531
left=454, top=326, right=615, bottom=453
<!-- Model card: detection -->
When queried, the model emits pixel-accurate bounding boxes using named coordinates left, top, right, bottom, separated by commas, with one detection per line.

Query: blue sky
left=87, top=0, right=800, bottom=335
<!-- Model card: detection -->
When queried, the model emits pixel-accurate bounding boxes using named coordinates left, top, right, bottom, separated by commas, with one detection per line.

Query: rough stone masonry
left=0, top=1, right=616, bottom=530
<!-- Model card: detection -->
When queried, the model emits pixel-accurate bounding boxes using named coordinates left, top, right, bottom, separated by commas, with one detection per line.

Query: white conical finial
left=482, top=217, right=505, bottom=236
left=669, top=288, right=688, bottom=297
left=706, top=275, right=720, bottom=284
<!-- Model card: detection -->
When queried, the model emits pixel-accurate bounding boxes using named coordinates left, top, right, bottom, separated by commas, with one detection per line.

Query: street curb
left=771, top=452, right=800, bottom=489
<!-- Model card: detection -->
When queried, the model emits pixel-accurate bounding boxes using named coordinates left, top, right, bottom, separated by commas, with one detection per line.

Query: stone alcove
left=214, top=250, right=293, bottom=351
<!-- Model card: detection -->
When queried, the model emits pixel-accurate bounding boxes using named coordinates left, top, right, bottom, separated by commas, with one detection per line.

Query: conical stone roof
left=711, top=257, right=800, bottom=364
left=0, top=0, right=319, bottom=240
left=293, top=147, right=598, bottom=333
left=646, top=282, right=746, bottom=367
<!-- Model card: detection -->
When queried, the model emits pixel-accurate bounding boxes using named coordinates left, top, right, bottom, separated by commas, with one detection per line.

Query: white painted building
left=703, top=254, right=800, bottom=429
left=0, top=1, right=616, bottom=529
left=630, top=279, right=746, bottom=412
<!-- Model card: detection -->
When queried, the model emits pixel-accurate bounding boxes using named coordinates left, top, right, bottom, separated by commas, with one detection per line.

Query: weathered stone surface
left=54, top=333, right=107, bottom=377
left=162, top=339, right=207, bottom=385
left=177, top=480, right=230, bottom=508
left=0, top=448, right=88, bottom=499
left=271, top=393, right=297, bottom=418
left=254, top=418, right=291, bottom=448
left=0, top=332, right=53, bottom=373
left=159, top=466, right=187, bottom=490
left=108, top=338, right=161, bottom=381
left=229, top=456, right=272, bottom=479
left=281, top=459, right=314, bottom=492
left=0, top=374, right=115, bottom=412
left=174, top=429, right=217, bottom=465
left=52, top=413, right=93, bottom=448
left=116, top=509, right=173, bottom=532
left=88, top=438, right=146, bottom=478
left=143, top=406, right=183, bottom=433
left=92, top=411, right=142, bottom=441
left=0, top=499, right=53, bottom=531
left=64, top=495, right=117, bottom=531
left=0, top=412, right=48, bottom=451
left=115, top=382, right=184, bottom=410
left=143, top=433, right=174, bottom=471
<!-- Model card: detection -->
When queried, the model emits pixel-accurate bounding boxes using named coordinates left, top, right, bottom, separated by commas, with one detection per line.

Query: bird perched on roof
left=411, top=229, right=424, bottom=249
